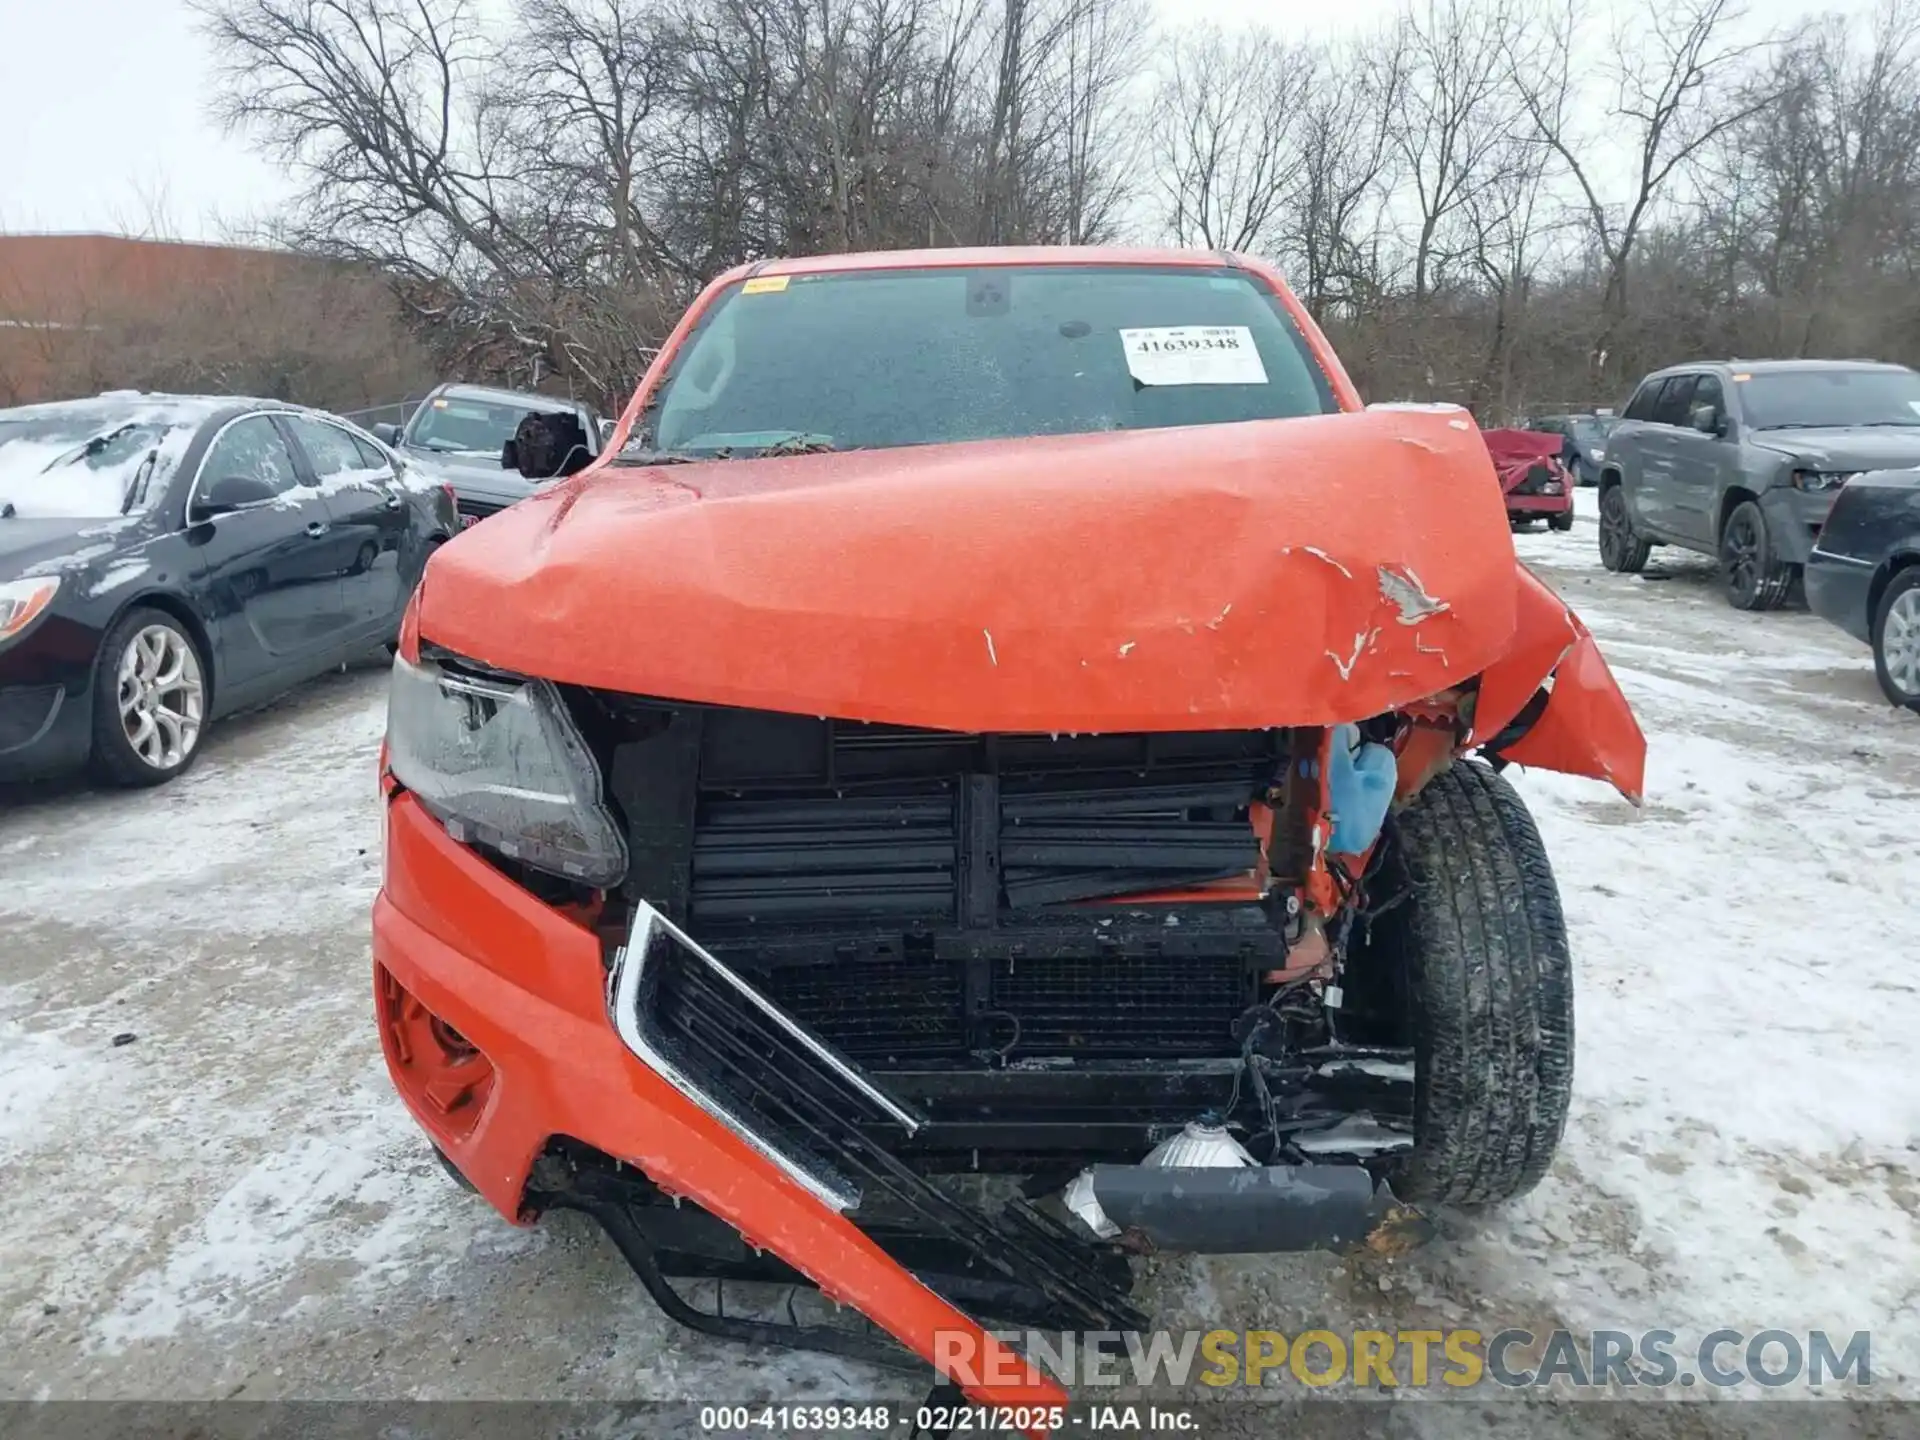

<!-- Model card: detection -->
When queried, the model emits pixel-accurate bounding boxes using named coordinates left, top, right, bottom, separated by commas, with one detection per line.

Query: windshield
left=1570, top=418, right=1612, bottom=445
left=406, top=395, right=550, bottom=455
left=0, top=402, right=202, bottom=520
left=1740, top=369, right=1920, bottom=429
left=644, top=265, right=1338, bottom=456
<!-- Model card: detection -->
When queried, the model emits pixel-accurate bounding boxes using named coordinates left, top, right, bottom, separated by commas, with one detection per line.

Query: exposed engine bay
left=508, top=686, right=1439, bottom=1358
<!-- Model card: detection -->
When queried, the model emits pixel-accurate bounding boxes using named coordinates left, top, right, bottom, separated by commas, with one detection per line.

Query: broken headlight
left=1791, top=469, right=1858, bottom=492
left=386, top=652, right=627, bottom=887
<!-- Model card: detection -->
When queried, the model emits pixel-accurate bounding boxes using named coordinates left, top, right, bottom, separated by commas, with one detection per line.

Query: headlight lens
left=0, top=577, right=60, bottom=644
left=386, top=651, right=628, bottom=887
left=1590, top=447, right=1605, bottom=461
left=1792, top=470, right=1858, bottom=492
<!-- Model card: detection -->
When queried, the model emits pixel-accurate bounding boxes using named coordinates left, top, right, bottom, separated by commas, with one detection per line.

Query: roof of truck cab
left=433, top=382, right=597, bottom=412
left=747, top=246, right=1243, bottom=276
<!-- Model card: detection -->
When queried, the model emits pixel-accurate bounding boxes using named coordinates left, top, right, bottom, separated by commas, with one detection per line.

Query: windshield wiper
left=1849, top=420, right=1920, bottom=428
left=757, top=434, right=839, bottom=457
left=609, top=447, right=709, bottom=466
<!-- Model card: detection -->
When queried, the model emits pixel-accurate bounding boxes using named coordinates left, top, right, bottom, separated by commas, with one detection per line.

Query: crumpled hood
left=418, top=408, right=1520, bottom=732
left=1748, top=427, right=1920, bottom=472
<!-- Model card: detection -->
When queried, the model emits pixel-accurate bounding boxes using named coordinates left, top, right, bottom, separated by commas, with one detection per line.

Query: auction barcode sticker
left=1120, top=325, right=1268, bottom=386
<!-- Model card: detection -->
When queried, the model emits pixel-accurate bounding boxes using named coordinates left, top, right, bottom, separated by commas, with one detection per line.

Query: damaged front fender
left=1470, top=566, right=1645, bottom=804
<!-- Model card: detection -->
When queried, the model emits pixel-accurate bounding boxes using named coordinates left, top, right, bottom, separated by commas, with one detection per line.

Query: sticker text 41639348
left=1120, top=326, right=1268, bottom=387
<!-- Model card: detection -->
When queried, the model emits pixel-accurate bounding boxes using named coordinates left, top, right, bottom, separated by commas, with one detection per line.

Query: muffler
left=1062, top=1122, right=1431, bottom=1256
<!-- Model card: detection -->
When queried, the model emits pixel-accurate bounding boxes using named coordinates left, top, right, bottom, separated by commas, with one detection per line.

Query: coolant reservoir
left=1327, top=722, right=1397, bottom=854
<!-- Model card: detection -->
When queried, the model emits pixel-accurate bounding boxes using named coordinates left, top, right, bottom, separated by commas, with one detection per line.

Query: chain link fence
left=338, top=397, right=426, bottom=433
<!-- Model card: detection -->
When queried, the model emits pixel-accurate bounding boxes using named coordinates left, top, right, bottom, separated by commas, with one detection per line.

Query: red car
left=1483, top=427, right=1576, bottom=530
left=372, top=247, right=1643, bottom=1425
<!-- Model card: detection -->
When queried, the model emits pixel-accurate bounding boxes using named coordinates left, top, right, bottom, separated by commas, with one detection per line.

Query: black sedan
left=1, top=393, right=456, bottom=787
left=1804, top=466, right=1920, bottom=712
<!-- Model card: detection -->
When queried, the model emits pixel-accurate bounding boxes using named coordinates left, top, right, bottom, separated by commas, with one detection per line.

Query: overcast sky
left=0, top=0, right=1869, bottom=242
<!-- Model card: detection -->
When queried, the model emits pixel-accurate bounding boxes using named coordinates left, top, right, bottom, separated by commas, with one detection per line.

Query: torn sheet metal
left=1473, top=567, right=1645, bottom=803
left=419, top=406, right=1518, bottom=733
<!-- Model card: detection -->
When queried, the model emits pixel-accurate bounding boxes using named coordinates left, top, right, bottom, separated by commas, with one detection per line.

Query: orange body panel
left=385, top=247, right=1646, bottom=1426
left=374, top=794, right=1065, bottom=1417
left=1471, top=566, right=1646, bottom=803
left=420, top=407, right=1518, bottom=733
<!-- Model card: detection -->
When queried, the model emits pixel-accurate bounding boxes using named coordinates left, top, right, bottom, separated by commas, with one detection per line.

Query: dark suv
left=1597, top=360, right=1920, bottom=609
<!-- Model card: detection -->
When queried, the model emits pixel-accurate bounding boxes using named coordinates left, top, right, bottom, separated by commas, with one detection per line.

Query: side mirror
left=372, top=422, right=400, bottom=445
left=195, top=473, right=279, bottom=516
left=1689, top=407, right=1725, bottom=436
left=598, top=418, right=616, bottom=450
left=500, top=438, right=520, bottom=471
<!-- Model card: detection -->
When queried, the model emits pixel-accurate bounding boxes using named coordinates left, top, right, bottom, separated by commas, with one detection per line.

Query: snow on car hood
left=417, top=407, right=1521, bottom=732
left=0, top=408, right=200, bottom=520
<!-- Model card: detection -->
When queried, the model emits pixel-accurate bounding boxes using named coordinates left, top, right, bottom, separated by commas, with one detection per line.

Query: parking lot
left=4, top=497, right=1918, bottom=1418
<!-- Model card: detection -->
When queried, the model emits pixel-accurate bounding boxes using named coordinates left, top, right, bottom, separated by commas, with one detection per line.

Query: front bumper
left=1804, top=550, right=1875, bottom=643
left=0, top=622, right=96, bottom=781
left=374, top=793, right=1066, bottom=1410
left=1760, top=487, right=1837, bottom=565
left=377, top=793, right=1425, bottom=1411
left=1505, top=490, right=1573, bottom=517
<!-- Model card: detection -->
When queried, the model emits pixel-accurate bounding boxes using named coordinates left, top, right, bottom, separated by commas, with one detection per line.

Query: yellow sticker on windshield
left=743, top=275, right=790, bottom=294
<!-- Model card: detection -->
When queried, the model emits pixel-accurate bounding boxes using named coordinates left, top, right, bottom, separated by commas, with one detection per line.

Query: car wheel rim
left=1599, top=490, right=1625, bottom=563
left=117, top=624, right=204, bottom=770
left=1723, top=514, right=1758, bottom=597
left=1887, top=589, right=1920, bottom=697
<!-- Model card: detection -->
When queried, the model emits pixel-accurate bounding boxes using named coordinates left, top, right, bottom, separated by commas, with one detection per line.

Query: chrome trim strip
left=182, top=408, right=310, bottom=520
left=606, top=902, right=922, bottom=1212
left=1807, top=546, right=1874, bottom=568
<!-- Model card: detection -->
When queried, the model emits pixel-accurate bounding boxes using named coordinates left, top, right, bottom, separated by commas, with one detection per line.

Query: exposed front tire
left=90, top=608, right=209, bottom=788
left=1597, top=482, right=1651, bottom=572
left=1872, top=567, right=1920, bottom=712
left=1720, top=499, right=1793, bottom=611
left=1384, top=761, right=1573, bottom=1209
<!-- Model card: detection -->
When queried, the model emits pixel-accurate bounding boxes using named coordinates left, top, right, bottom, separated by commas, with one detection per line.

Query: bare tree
left=1512, top=0, right=1777, bottom=376
left=1392, top=0, right=1530, bottom=301
left=1285, top=31, right=1403, bottom=322
left=1153, top=26, right=1312, bottom=253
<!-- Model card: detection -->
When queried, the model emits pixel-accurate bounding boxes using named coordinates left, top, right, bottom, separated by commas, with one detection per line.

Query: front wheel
left=1549, top=509, right=1575, bottom=533
left=90, top=608, right=209, bottom=788
left=1384, top=761, right=1574, bottom=1209
left=1872, top=568, right=1920, bottom=712
left=1720, top=499, right=1793, bottom=611
left=1597, top=483, right=1651, bottom=572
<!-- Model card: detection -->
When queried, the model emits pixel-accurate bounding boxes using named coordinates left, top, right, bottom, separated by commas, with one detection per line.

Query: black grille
left=592, top=701, right=1288, bottom=1068
left=991, top=952, right=1249, bottom=1055
left=680, top=720, right=1275, bottom=927
left=1000, top=779, right=1264, bottom=909
left=756, top=950, right=1255, bottom=1064
left=618, top=912, right=1145, bottom=1332
left=692, top=794, right=957, bottom=925
left=758, top=956, right=966, bottom=1062
left=0, top=685, right=60, bottom=751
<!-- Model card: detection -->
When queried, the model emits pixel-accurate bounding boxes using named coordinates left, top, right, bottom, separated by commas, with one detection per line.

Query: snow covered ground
left=2, top=500, right=1917, bottom=1427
